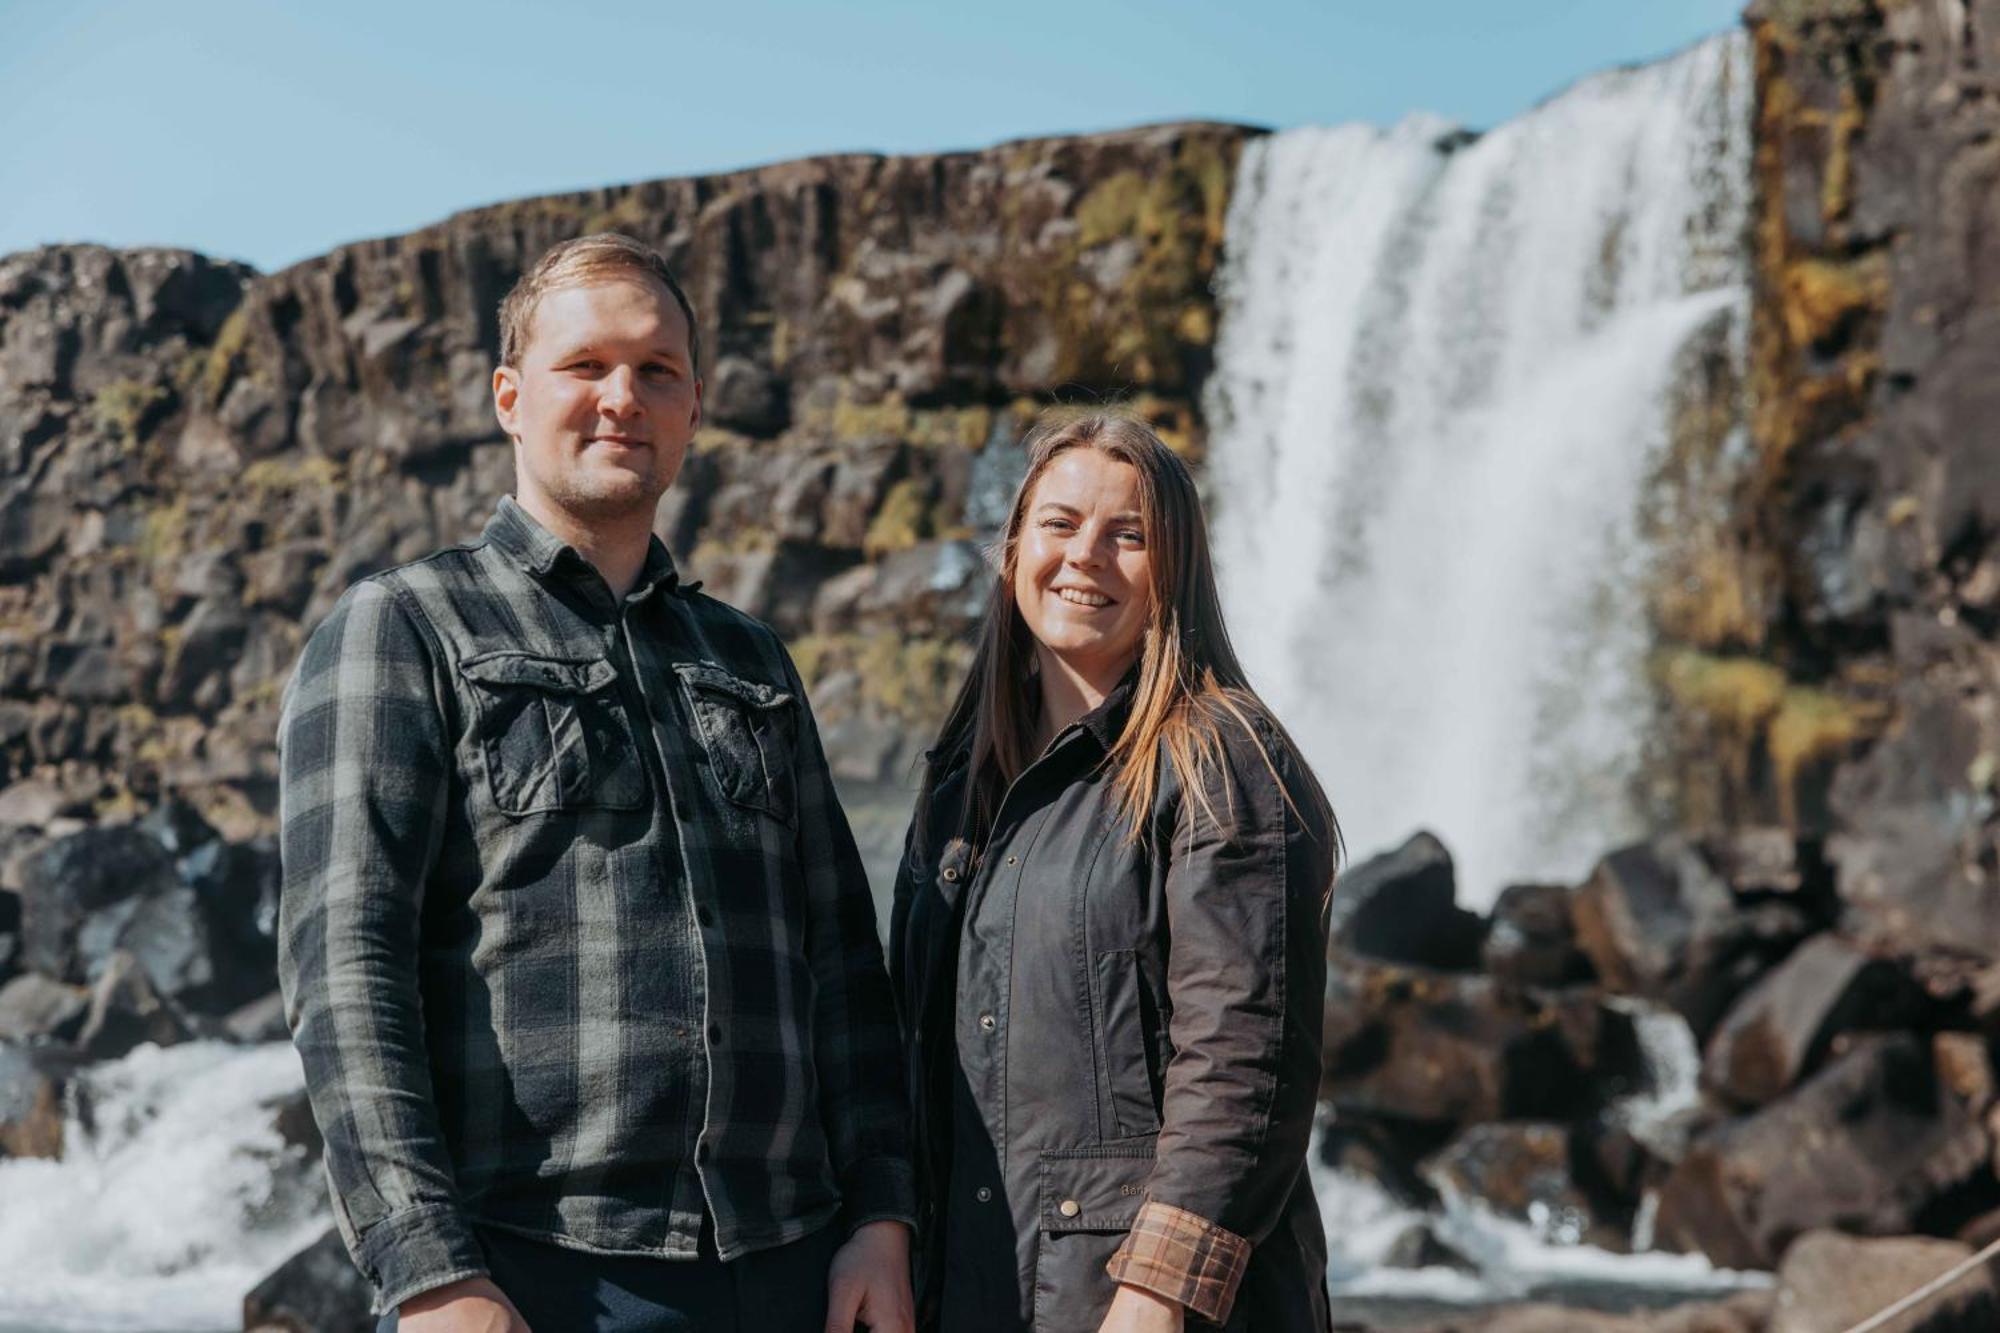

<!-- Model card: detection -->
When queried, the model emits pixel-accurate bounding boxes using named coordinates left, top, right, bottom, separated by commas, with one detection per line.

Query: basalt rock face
left=1701, top=0, right=2000, bottom=963
left=0, top=123, right=1252, bottom=870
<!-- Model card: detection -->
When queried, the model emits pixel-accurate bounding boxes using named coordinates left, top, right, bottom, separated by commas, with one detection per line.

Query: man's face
left=493, top=276, right=702, bottom=525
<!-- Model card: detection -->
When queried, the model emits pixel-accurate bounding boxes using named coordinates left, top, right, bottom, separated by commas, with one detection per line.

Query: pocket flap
left=672, top=661, right=793, bottom=710
left=1038, top=1145, right=1156, bottom=1232
left=460, top=652, right=618, bottom=694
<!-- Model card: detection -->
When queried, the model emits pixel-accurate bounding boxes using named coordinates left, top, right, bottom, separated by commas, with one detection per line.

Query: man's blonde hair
left=497, top=232, right=701, bottom=372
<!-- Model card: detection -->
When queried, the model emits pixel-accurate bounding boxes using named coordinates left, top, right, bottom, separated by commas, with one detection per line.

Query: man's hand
left=824, top=1219, right=914, bottom=1333
left=398, top=1275, right=530, bottom=1332
left=1096, top=1282, right=1185, bottom=1333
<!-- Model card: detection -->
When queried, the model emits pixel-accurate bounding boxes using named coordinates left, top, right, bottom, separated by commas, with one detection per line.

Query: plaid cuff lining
left=1104, top=1199, right=1250, bottom=1323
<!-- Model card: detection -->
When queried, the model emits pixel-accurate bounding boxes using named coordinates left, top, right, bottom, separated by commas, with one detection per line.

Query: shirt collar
left=1076, top=663, right=1142, bottom=752
left=484, top=494, right=682, bottom=602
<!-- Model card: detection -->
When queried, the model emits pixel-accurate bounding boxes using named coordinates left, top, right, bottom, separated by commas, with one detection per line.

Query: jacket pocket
left=672, top=661, right=798, bottom=826
left=1092, top=949, right=1163, bottom=1138
left=1033, top=1144, right=1156, bottom=1333
left=459, top=652, right=646, bottom=815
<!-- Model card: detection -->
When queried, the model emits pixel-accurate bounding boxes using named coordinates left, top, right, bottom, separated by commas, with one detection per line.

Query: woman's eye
left=1117, top=529, right=1145, bottom=545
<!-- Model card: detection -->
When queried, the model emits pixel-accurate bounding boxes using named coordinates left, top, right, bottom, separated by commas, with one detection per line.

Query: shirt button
left=1006, top=855, right=1018, bottom=866
left=708, top=1023, right=724, bottom=1044
left=696, top=905, right=715, bottom=928
left=975, top=1186, right=993, bottom=1203
left=978, top=1014, right=996, bottom=1033
left=1059, top=1199, right=1081, bottom=1218
left=941, top=867, right=959, bottom=883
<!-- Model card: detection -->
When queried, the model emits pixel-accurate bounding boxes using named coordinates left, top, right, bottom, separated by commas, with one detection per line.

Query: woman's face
left=1012, top=448, right=1154, bottom=692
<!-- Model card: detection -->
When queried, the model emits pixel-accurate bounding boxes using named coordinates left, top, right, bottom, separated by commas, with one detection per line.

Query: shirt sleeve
left=776, top=640, right=918, bottom=1234
left=1105, top=711, right=1333, bottom=1324
left=276, top=579, right=488, bottom=1313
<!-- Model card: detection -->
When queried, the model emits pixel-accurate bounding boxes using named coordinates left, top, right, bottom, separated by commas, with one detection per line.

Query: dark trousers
left=377, top=1222, right=838, bottom=1332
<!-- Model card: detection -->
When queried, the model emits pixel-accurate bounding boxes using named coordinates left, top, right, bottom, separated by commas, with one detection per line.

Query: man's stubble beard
left=525, top=447, right=677, bottom=527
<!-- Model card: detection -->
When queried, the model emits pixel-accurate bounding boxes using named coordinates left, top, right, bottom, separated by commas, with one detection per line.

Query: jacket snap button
left=942, top=867, right=959, bottom=883
left=975, top=1186, right=993, bottom=1203
left=1059, top=1199, right=1081, bottom=1218
left=1006, top=855, right=1018, bottom=865
left=979, top=1014, right=996, bottom=1032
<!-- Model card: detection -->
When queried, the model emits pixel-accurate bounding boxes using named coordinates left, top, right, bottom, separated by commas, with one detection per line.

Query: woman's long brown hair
left=919, top=411, right=1342, bottom=872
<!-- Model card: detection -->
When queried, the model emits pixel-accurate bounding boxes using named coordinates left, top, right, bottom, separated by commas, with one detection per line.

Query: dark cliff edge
left=0, top=122, right=1254, bottom=882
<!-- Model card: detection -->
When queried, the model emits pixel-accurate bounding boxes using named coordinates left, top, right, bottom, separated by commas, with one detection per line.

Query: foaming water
left=0, top=1042, right=326, bottom=1333
left=1207, top=34, right=1753, bottom=907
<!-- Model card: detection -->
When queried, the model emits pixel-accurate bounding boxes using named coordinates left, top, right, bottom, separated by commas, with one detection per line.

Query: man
left=277, top=233, right=915, bottom=1332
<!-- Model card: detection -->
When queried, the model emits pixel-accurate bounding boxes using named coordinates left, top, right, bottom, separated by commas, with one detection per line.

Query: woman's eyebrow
left=1034, top=501, right=1083, bottom=517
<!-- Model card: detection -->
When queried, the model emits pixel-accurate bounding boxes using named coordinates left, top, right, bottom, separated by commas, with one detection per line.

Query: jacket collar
left=1074, top=663, right=1141, bottom=753
left=484, top=494, right=681, bottom=603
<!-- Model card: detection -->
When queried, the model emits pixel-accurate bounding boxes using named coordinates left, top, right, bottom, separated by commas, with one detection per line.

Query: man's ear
left=493, top=365, right=521, bottom=437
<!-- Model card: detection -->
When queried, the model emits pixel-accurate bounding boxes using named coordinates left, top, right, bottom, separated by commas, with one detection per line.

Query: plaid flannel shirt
left=277, top=495, right=913, bottom=1313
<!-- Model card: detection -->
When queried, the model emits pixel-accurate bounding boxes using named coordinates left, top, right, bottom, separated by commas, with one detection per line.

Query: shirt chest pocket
left=459, top=652, right=647, bottom=815
left=672, top=662, right=798, bottom=827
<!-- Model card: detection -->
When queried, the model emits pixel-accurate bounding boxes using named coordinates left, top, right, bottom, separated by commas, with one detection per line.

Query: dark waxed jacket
left=890, top=679, right=1336, bottom=1332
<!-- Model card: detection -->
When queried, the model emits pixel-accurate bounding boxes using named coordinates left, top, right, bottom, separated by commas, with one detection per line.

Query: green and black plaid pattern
left=277, top=495, right=913, bottom=1313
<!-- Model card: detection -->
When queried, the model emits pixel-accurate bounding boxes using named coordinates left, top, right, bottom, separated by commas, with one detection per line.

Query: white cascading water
left=0, top=1043, right=328, bottom=1332
left=1207, top=33, right=1753, bottom=909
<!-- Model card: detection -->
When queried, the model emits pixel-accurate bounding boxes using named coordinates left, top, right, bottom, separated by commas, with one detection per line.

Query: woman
left=890, top=413, right=1341, bottom=1333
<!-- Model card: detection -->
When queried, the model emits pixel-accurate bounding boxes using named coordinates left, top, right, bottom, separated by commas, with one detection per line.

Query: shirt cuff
left=1105, top=1199, right=1251, bottom=1325
left=353, top=1201, right=490, bottom=1315
left=839, top=1154, right=920, bottom=1236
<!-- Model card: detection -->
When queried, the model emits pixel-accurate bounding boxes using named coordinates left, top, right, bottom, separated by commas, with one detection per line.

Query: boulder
left=1329, top=832, right=1486, bottom=971
left=75, top=948, right=190, bottom=1060
left=1770, top=1229, right=1997, bottom=1333
left=1314, top=1108, right=1447, bottom=1209
left=224, top=989, right=292, bottom=1044
left=1323, top=951, right=1645, bottom=1128
left=1572, top=835, right=1816, bottom=1042
left=0, top=1041, right=65, bottom=1158
left=1483, top=882, right=1594, bottom=987
left=242, top=1227, right=373, bottom=1333
left=1654, top=1034, right=1994, bottom=1270
left=0, top=972, right=88, bottom=1042
left=1702, top=933, right=1928, bottom=1107
left=1421, top=1122, right=1634, bottom=1252
left=1381, top=1222, right=1479, bottom=1273
left=19, top=824, right=180, bottom=983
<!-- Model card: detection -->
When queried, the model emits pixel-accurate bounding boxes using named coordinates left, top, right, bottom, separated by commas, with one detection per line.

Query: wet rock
left=0, top=972, right=89, bottom=1042
left=224, top=989, right=292, bottom=1044
left=1654, top=1034, right=1993, bottom=1270
left=1701, top=933, right=1927, bottom=1108
left=1770, top=1229, right=1997, bottom=1333
left=1323, top=951, right=1645, bottom=1128
left=0, top=1041, right=65, bottom=1158
left=1572, top=836, right=1815, bottom=1043
left=1422, top=1122, right=1634, bottom=1252
left=242, top=1227, right=373, bottom=1333
left=75, top=948, right=190, bottom=1059
left=1483, top=883, right=1594, bottom=988
left=19, top=824, right=180, bottom=982
left=1314, top=1108, right=1448, bottom=1209
left=1382, top=1222, right=1479, bottom=1273
left=1329, top=832, right=1486, bottom=971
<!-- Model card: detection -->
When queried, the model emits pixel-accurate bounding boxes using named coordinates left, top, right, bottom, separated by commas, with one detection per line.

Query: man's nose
left=598, top=365, right=641, bottom=416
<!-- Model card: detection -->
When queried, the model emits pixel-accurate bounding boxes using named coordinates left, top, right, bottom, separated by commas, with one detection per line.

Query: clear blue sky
left=1, top=0, right=1748, bottom=273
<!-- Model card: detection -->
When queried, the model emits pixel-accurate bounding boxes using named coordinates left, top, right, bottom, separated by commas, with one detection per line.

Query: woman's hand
left=1096, top=1283, right=1185, bottom=1333
left=397, top=1276, right=530, bottom=1332
left=825, top=1219, right=915, bottom=1333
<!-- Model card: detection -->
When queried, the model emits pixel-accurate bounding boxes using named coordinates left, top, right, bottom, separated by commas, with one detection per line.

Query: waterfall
left=0, top=1043, right=327, bottom=1333
left=1207, top=33, right=1753, bottom=908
